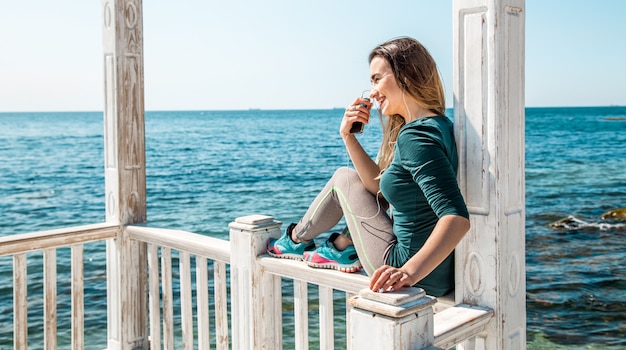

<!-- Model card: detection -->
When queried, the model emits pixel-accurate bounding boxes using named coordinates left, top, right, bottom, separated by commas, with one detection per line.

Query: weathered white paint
left=433, top=304, right=494, bottom=349
left=319, top=285, right=335, bottom=349
left=71, top=244, right=85, bottom=350
left=270, top=266, right=283, bottom=348
left=244, top=217, right=494, bottom=349
left=294, top=280, right=309, bottom=348
left=127, top=225, right=231, bottom=262
left=453, top=0, right=526, bottom=349
left=195, top=256, right=211, bottom=350
left=213, top=261, right=230, bottom=350
left=161, top=247, right=174, bottom=350
left=43, top=248, right=57, bottom=350
left=345, top=293, right=355, bottom=350
left=13, top=253, right=27, bottom=350
left=0, top=223, right=117, bottom=257
left=229, top=215, right=283, bottom=350
left=258, top=255, right=370, bottom=292
left=349, top=287, right=437, bottom=349
left=3, top=219, right=498, bottom=349
left=147, top=243, right=161, bottom=350
left=2, top=225, right=115, bottom=349
left=102, top=0, right=148, bottom=348
left=127, top=225, right=233, bottom=349
left=179, top=251, right=194, bottom=349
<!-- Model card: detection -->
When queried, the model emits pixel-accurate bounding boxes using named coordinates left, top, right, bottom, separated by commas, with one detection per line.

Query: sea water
left=1, top=107, right=625, bottom=348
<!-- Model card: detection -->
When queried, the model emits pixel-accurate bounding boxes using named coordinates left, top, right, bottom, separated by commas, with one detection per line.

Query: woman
left=267, top=37, right=470, bottom=297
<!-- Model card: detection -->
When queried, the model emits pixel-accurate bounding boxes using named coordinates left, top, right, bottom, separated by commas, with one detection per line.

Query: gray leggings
left=292, top=167, right=397, bottom=275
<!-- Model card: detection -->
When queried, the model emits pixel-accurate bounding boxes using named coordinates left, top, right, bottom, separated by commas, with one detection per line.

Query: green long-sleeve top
left=379, top=115, right=469, bottom=297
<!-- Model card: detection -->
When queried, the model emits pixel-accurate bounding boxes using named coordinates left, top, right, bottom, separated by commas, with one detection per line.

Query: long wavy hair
left=369, top=37, right=446, bottom=174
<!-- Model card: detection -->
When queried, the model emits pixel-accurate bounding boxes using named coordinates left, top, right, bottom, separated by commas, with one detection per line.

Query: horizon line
left=0, top=105, right=625, bottom=114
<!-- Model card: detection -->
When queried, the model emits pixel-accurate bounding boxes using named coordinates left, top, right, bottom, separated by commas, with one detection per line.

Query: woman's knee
left=333, top=167, right=360, bottom=182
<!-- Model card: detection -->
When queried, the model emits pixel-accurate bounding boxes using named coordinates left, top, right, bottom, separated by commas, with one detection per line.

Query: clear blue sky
left=1, top=1, right=625, bottom=111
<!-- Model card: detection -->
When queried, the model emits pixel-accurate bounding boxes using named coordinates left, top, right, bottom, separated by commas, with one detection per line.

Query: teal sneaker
left=303, top=233, right=362, bottom=273
left=266, top=223, right=315, bottom=260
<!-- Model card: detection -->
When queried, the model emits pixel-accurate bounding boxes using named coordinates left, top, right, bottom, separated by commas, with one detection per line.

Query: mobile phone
left=350, top=98, right=370, bottom=134
left=350, top=121, right=364, bottom=134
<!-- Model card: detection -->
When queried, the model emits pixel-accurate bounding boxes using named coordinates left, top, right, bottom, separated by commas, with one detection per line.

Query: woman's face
left=369, top=56, right=404, bottom=117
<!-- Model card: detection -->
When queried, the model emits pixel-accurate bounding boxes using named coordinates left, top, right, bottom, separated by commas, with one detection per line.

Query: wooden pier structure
left=1, top=0, right=526, bottom=348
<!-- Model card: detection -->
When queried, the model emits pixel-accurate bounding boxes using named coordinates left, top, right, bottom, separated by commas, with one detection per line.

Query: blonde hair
left=369, top=37, right=446, bottom=174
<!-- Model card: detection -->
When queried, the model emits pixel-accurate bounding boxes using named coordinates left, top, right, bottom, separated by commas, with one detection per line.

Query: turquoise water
left=1, top=107, right=625, bottom=348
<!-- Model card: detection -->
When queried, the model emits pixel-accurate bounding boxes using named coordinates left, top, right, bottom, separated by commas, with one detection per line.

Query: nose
left=369, top=89, right=379, bottom=100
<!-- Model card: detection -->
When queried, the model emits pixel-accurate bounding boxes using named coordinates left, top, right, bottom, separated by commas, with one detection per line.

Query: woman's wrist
left=341, top=132, right=357, bottom=145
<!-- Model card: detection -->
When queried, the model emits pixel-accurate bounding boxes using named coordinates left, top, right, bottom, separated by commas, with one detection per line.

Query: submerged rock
left=601, top=207, right=626, bottom=221
left=549, top=216, right=588, bottom=230
left=549, top=214, right=626, bottom=231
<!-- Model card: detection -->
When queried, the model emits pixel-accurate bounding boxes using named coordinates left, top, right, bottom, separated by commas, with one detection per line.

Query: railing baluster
left=272, top=274, right=282, bottom=344
left=13, top=253, right=28, bottom=350
left=179, top=251, right=193, bottom=349
left=196, top=256, right=210, bottom=350
left=71, top=244, right=84, bottom=350
left=161, top=247, right=174, bottom=350
left=43, top=248, right=57, bottom=350
left=214, top=261, right=229, bottom=350
left=319, top=286, right=334, bottom=350
left=147, top=243, right=161, bottom=350
left=294, top=280, right=309, bottom=349
left=345, top=292, right=355, bottom=350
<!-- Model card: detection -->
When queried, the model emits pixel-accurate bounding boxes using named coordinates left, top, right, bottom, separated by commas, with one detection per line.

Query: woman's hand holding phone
left=341, top=91, right=373, bottom=138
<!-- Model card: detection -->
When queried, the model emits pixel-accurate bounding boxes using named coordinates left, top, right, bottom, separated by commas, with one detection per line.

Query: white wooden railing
left=1, top=215, right=493, bottom=349
left=224, top=215, right=493, bottom=349
left=126, top=225, right=231, bottom=349
left=0, top=223, right=118, bottom=350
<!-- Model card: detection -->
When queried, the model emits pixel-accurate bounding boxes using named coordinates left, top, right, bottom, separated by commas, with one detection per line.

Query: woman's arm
left=369, top=214, right=470, bottom=292
left=342, top=134, right=381, bottom=195
left=340, top=98, right=381, bottom=195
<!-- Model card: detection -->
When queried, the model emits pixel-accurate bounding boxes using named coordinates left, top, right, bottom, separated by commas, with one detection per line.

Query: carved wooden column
left=453, top=0, right=526, bottom=349
left=103, top=0, right=148, bottom=349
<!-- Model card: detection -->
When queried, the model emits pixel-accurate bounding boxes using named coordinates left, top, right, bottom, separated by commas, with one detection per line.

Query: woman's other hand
left=369, top=264, right=412, bottom=293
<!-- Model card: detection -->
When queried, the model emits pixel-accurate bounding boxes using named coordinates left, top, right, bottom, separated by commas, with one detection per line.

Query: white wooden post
left=103, top=0, right=148, bottom=349
left=229, top=215, right=283, bottom=350
left=453, top=0, right=526, bottom=349
left=348, top=287, right=437, bottom=349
